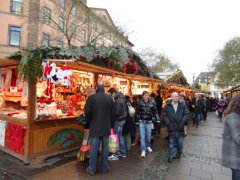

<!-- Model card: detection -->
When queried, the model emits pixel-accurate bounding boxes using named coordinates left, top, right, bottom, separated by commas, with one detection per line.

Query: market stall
left=0, top=46, right=162, bottom=164
left=223, top=85, right=240, bottom=98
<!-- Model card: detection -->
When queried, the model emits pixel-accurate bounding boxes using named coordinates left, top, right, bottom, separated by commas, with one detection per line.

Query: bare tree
left=39, top=0, right=111, bottom=47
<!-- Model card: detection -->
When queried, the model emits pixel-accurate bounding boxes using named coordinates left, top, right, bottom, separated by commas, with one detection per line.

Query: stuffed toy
left=57, top=65, right=72, bottom=86
left=49, top=63, right=58, bottom=84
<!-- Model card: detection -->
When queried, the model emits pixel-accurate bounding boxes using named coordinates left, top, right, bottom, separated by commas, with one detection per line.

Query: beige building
left=0, top=0, right=133, bottom=58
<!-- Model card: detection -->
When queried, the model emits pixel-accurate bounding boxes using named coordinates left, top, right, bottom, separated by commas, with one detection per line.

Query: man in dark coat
left=85, top=83, right=113, bottom=175
left=154, top=90, right=163, bottom=134
left=163, top=92, right=189, bottom=162
left=192, top=93, right=204, bottom=128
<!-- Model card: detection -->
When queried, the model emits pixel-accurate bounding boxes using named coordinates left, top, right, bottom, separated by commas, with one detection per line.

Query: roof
left=157, top=72, right=175, bottom=80
left=89, top=7, right=134, bottom=47
left=195, top=72, right=216, bottom=83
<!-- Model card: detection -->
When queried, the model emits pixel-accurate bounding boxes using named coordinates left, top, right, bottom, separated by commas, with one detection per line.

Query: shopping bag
left=215, top=110, right=218, bottom=116
left=109, top=128, right=119, bottom=153
left=77, top=129, right=91, bottom=161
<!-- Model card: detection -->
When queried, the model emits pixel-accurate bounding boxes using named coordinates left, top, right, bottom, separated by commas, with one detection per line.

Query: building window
left=42, top=33, right=50, bottom=47
left=9, top=26, right=21, bottom=46
left=11, top=0, right=22, bottom=15
left=80, top=30, right=86, bottom=42
left=80, top=14, right=87, bottom=23
left=43, top=7, right=51, bottom=24
left=91, top=22, right=97, bottom=31
left=60, top=0, right=65, bottom=8
left=71, top=6, right=76, bottom=16
left=59, top=16, right=65, bottom=30
left=70, top=24, right=76, bottom=37
left=57, top=40, right=64, bottom=48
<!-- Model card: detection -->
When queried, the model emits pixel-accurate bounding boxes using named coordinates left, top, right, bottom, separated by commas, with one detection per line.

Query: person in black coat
left=191, top=93, right=205, bottom=128
left=84, top=83, right=113, bottom=175
left=163, top=92, right=189, bottom=162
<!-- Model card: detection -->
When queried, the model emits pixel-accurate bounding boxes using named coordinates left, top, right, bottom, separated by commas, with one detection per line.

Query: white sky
left=88, top=0, right=240, bottom=83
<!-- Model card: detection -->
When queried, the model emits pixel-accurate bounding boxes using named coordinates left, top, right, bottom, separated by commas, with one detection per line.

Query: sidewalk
left=0, top=112, right=232, bottom=180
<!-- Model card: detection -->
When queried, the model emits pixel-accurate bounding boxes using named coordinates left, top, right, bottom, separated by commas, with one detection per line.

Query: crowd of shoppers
left=84, top=82, right=237, bottom=177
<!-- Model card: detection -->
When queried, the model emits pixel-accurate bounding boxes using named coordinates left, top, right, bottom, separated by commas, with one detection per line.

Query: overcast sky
left=88, top=0, right=240, bottom=83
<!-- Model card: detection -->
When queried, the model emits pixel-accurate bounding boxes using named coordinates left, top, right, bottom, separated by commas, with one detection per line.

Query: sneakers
left=118, top=154, right=127, bottom=158
left=147, top=147, right=153, bottom=153
left=108, top=154, right=119, bottom=161
left=141, top=151, right=146, bottom=158
left=168, top=158, right=173, bottom=163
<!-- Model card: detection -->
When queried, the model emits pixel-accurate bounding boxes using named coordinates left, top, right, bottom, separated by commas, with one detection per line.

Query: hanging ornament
left=57, top=65, right=72, bottom=86
left=49, top=63, right=58, bottom=84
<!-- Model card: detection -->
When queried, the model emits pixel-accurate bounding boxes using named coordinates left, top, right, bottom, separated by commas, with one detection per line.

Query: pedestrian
left=163, top=92, right=189, bottom=163
left=108, top=88, right=128, bottom=160
left=179, top=93, right=189, bottom=137
left=84, top=83, right=113, bottom=176
left=122, top=95, right=136, bottom=151
left=221, top=93, right=240, bottom=180
left=192, top=93, right=204, bottom=128
left=155, top=90, right=163, bottom=134
left=202, top=96, right=209, bottom=121
left=136, top=91, right=160, bottom=158
left=217, top=99, right=227, bottom=121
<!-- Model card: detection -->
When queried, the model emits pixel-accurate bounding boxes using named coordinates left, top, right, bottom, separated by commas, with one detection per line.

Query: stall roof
left=51, top=60, right=162, bottom=84
left=0, top=59, right=19, bottom=68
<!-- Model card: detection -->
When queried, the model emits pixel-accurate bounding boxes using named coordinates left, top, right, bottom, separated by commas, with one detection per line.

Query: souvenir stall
left=0, top=46, right=162, bottom=164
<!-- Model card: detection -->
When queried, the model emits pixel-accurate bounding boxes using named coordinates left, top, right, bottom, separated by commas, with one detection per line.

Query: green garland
left=9, top=46, right=160, bottom=83
left=47, top=129, right=83, bottom=149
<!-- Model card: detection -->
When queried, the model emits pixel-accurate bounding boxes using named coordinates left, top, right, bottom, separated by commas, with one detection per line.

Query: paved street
left=0, top=112, right=232, bottom=180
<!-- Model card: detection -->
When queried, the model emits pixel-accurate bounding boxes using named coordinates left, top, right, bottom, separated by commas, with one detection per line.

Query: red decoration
left=69, top=134, right=75, bottom=140
left=10, top=69, right=17, bottom=87
left=5, top=123, right=25, bottom=154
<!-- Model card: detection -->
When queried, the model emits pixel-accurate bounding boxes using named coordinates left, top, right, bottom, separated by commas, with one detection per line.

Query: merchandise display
left=131, top=81, right=150, bottom=95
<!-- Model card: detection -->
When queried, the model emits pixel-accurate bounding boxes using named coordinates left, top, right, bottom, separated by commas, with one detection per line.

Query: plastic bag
left=109, top=128, right=119, bottom=153
left=127, top=102, right=135, bottom=118
left=215, top=110, right=218, bottom=116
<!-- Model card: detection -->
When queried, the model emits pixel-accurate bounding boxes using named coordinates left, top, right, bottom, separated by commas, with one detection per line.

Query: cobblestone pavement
left=0, top=112, right=232, bottom=180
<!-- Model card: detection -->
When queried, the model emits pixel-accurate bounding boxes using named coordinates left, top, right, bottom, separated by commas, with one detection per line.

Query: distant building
left=195, top=72, right=230, bottom=98
left=0, top=0, right=133, bottom=58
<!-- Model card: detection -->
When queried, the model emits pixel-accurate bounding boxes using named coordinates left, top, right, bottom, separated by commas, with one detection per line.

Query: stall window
left=42, top=33, right=50, bottom=47
left=11, top=0, right=22, bottom=15
left=43, top=7, right=51, bottom=24
left=9, top=26, right=21, bottom=46
left=58, top=16, right=65, bottom=30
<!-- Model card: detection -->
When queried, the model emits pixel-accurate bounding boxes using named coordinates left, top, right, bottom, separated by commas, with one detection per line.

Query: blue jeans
left=139, top=121, right=152, bottom=152
left=169, top=136, right=184, bottom=160
left=232, top=169, right=240, bottom=180
left=89, top=136, right=109, bottom=175
left=193, top=112, right=201, bottom=126
left=114, top=120, right=126, bottom=156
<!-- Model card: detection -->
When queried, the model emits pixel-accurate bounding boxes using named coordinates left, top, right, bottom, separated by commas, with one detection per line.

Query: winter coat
left=84, top=89, right=113, bottom=137
left=222, top=112, right=240, bottom=169
left=192, top=98, right=205, bottom=113
left=217, top=101, right=227, bottom=113
left=163, top=100, right=190, bottom=137
left=113, top=92, right=128, bottom=121
left=136, top=99, right=160, bottom=122
left=155, top=95, right=163, bottom=115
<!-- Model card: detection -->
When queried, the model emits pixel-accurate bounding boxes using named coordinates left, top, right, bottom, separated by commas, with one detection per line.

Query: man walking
left=163, top=92, right=189, bottom=162
left=108, top=88, right=128, bottom=160
left=85, top=83, right=113, bottom=175
left=192, top=93, right=204, bottom=128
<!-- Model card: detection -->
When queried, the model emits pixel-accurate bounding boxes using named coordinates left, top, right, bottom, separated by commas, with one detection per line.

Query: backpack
left=127, top=102, right=135, bottom=118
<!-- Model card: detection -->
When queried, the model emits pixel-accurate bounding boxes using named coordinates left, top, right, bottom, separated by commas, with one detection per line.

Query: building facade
left=0, top=0, right=133, bottom=58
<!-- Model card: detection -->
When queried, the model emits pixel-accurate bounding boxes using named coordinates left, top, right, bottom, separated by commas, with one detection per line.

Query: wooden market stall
left=223, top=85, right=240, bottom=99
left=0, top=51, right=163, bottom=164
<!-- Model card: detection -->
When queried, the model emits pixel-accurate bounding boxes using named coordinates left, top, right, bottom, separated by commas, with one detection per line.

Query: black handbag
left=77, top=114, right=87, bottom=126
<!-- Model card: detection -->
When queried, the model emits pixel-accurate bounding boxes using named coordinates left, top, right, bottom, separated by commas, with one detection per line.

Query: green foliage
left=47, top=129, right=83, bottom=149
left=213, top=37, right=240, bottom=87
left=9, top=46, right=159, bottom=81
left=192, top=82, right=201, bottom=89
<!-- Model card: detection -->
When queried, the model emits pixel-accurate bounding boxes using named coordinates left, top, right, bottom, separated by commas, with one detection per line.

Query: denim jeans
left=114, top=120, right=126, bottom=156
left=169, top=136, right=184, bottom=160
left=232, top=169, right=240, bottom=180
left=139, top=121, right=152, bottom=152
left=193, top=112, right=201, bottom=126
left=89, top=136, right=109, bottom=175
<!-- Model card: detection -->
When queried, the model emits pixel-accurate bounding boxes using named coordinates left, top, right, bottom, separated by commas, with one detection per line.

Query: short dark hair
left=142, top=91, right=149, bottom=96
left=108, top=88, right=117, bottom=95
left=97, top=83, right=105, bottom=91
